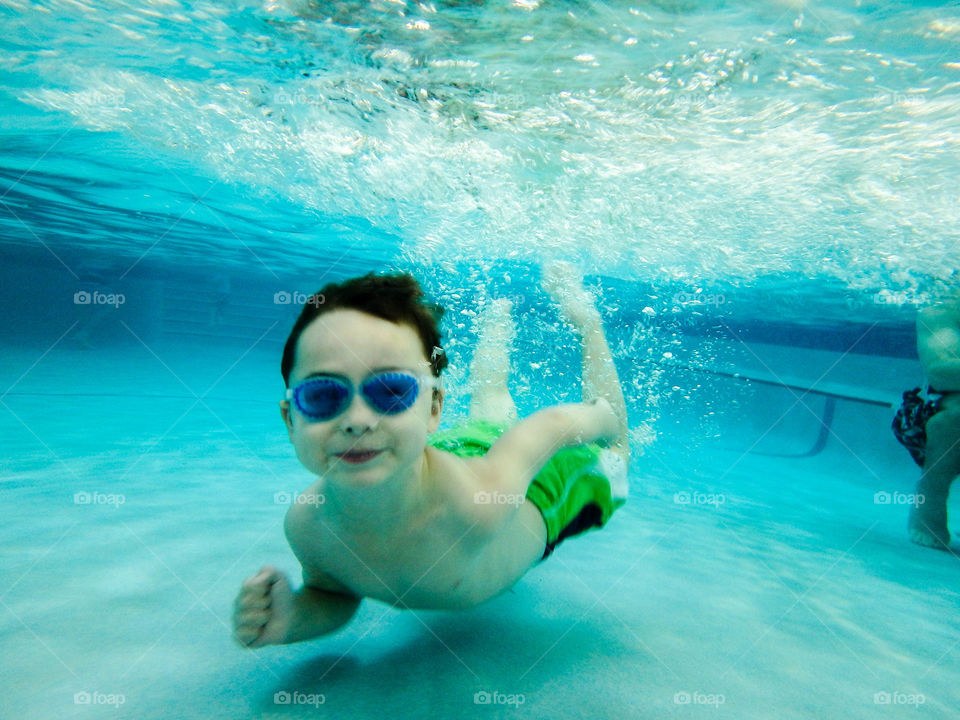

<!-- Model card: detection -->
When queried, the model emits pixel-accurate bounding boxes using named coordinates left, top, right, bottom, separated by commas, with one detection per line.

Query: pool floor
left=2, top=346, right=958, bottom=719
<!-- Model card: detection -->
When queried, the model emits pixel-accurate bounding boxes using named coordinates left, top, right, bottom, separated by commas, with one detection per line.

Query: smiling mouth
left=335, top=450, right=383, bottom=465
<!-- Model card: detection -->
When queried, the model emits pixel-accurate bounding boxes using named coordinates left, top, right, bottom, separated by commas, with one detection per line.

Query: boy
left=233, top=263, right=629, bottom=647
left=898, top=296, right=960, bottom=549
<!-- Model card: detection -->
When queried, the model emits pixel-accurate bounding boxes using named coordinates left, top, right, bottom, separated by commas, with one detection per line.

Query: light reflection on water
left=0, top=0, right=957, bottom=319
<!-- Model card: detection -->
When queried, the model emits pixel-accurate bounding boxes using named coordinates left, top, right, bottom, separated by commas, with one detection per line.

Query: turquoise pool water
left=2, top=1, right=959, bottom=718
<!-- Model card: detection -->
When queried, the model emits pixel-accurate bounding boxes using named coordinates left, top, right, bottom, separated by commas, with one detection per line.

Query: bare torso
left=286, top=446, right=548, bottom=609
left=917, top=302, right=960, bottom=406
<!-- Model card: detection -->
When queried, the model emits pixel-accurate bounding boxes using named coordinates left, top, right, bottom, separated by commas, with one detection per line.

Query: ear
left=427, top=389, right=444, bottom=433
left=279, top=400, right=295, bottom=440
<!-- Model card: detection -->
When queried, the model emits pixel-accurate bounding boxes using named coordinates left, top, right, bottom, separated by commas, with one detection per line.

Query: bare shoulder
left=918, top=303, right=960, bottom=332
left=282, top=479, right=329, bottom=541
left=424, top=445, right=504, bottom=538
left=282, top=484, right=356, bottom=595
left=918, top=304, right=960, bottom=359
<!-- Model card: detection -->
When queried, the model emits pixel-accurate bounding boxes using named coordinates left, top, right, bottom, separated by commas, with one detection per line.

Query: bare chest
left=302, top=512, right=485, bottom=608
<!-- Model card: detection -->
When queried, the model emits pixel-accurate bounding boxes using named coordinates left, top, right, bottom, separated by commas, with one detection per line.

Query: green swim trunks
left=428, top=419, right=628, bottom=560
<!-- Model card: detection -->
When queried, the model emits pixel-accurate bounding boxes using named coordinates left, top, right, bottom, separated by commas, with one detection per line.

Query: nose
left=337, top=389, right=378, bottom=434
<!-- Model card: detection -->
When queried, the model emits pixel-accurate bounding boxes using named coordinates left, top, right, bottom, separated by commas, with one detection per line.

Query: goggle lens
left=362, top=372, right=420, bottom=414
left=296, top=378, right=351, bottom=420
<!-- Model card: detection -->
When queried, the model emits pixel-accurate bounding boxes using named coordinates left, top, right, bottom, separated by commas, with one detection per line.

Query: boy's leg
left=518, top=262, right=630, bottom=562
left=542, top=261, right=630, bottom=464
left=909, top=401, right=960, bottom=549
left=468, top=298, right=518, bottom=426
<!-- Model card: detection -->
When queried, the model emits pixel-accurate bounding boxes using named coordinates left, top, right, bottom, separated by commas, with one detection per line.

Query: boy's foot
left=542, top=261, right=602, bottom=329
left=908, top=502, right=951, bottom=550
left=474, top=297, right=515, bottom=377
left=477, top=297, right=515, bottom=350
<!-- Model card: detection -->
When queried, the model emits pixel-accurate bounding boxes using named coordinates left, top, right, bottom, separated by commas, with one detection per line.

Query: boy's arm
left=475, top=398, right=619, bottom=505
left=233, top=503, right=360, bottom=648
left=281, top=575, right=362, bottom=645
left=233, top=565, right=361, bottom=648
left=281, top=504, right=361, bottom=643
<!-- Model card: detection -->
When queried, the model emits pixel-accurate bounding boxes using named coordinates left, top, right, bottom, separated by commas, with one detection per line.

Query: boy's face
left=280, top=309, right=444, bottom=486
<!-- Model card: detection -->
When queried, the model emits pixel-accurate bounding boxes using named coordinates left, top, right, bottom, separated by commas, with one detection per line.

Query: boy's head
left=279, top=273, right=448, bottom=484
left=281, top=273, right=448, bottom=388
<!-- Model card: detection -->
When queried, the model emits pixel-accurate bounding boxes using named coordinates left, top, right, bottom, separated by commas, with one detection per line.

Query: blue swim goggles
left=285, top=371, right=441, bottom=421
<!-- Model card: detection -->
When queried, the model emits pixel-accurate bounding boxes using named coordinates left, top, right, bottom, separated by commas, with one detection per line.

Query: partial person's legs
left=542, top=261, right=630, bottom=465
left=909, top=402, right=960, bottom=549
left=468, top=298, right=518, bottom=426
left=466, top=298, right=548, bottom=568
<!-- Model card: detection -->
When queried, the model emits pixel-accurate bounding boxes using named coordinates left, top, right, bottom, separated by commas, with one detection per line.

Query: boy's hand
left=233, top=565, right=294, bottom=648
left=584, top=397, right=620, bottom=447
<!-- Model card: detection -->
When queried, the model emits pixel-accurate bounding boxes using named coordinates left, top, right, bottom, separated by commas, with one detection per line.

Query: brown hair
left=281, top=273, right=448, bottom=386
